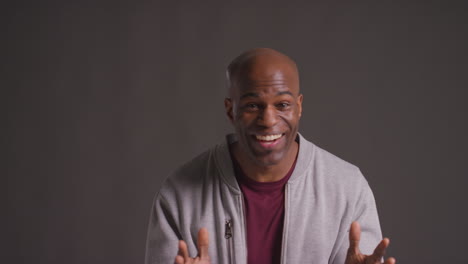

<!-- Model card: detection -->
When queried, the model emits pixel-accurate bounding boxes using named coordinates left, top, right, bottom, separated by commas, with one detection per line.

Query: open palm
left=345, top=222, right=396, bottom=264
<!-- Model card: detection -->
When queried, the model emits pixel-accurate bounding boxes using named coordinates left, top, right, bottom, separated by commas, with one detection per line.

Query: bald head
left=226, top=48, right=300, bottom=97
left=223, top=48, right=303, bottom=170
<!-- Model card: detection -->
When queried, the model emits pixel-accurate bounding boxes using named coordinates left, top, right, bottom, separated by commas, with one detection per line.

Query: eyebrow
left=240, top=92, right=259, bottom=99
left=239, top=90, right=294, bottom=100
left=277, top=91, right=293, bottom=96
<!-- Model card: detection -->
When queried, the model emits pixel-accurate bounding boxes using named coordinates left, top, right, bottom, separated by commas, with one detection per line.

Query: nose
left=257, top=105, right=278, bottom=128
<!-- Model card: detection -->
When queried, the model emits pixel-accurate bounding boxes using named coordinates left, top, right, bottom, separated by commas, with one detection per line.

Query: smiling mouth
left=255, top=134, right=283, bottom=141
left=253, top=133, right=285, bottom=148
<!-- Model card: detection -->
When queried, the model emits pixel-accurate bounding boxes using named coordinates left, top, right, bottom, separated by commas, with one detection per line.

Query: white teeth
left=256, top=134, right=282, bottom=141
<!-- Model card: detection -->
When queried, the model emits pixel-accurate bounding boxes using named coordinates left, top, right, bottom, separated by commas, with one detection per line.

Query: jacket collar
left=214, top=133, right=315, bottom=192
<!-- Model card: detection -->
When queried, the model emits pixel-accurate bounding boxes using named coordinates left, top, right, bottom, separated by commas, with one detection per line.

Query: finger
left=384, top=257, right=396, bottom=264
left=349, top=221, right=361, bottom=253
left=197, top=227, right=210, bottom=260
left=178, top=240, right=190, bottom=260
left=370, top=238, right=390, bottom=261
left=174, top=255, right=185, bottom=264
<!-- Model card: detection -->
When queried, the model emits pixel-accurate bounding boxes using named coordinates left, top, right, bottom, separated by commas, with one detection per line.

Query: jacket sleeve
left=331, top=175, right=383, bottom=264
left=144, top=192, right=181, bottom=264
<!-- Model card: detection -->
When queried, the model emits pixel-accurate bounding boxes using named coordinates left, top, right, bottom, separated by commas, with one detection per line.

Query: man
left=145, top=48, right=395, bottom=264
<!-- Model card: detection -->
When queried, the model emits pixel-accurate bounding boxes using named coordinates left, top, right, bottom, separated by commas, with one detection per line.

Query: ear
left=297, top=94, right=303, bottom=117
left=224, top=98, right=234, bottom=123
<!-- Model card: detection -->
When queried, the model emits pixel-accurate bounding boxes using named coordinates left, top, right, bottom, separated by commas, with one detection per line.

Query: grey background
left=5, top=1, right=468, bottom=263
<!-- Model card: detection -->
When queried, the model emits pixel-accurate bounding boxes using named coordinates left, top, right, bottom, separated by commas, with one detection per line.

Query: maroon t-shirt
left=231, top=155, right=297, bottom=264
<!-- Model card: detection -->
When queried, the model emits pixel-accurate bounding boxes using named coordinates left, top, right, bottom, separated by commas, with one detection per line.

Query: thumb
left=197, top=227, right=210, bottom=260
left=349, top=221, right=361, bottom=254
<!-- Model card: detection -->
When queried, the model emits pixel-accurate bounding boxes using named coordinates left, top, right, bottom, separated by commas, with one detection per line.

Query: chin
left=251, top=152, right=285, bottom=167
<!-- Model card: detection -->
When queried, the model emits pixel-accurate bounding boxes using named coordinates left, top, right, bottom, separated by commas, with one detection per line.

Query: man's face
left=225, top=64, right=303, bottom=166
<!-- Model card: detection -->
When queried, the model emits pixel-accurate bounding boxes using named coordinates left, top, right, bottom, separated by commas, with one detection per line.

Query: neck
left=232, top=141, right=298, bottom=182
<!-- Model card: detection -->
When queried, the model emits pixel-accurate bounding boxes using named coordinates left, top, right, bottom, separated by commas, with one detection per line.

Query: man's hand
left=345, top=222, right=396, bottom=264
left=175, top=228, right=211, bottom=264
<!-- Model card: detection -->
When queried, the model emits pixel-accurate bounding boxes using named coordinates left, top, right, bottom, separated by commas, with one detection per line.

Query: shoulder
left=295, top=135, right=375, bottom=219
left=159, top=147, right=215, bottom=195
left=315, top=144, right=362, bottom=179
left=298, top=135, right=368, bottom=190
left=156, top=136, right=236, bottom=197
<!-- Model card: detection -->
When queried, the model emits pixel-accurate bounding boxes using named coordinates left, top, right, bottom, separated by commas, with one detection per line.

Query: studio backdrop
left=6, top=1, right=468, bottom=264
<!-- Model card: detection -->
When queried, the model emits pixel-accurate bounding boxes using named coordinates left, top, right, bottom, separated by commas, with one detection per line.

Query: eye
left=277, top=102, right=291, bottom=109
left=244, top=103, right=259, bottom=110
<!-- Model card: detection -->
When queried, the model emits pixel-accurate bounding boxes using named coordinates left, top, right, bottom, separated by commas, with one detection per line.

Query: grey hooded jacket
left=145, top=134, right=382, bottom=264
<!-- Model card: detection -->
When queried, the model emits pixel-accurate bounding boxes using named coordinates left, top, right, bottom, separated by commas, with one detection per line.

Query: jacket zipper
left=280, top=184, right=289, bottom=264
left=225, top=219, right=233, bottom=239
left=225, top=219, right=234, bottom=264
left=239, top=194, right=248, bottom=264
